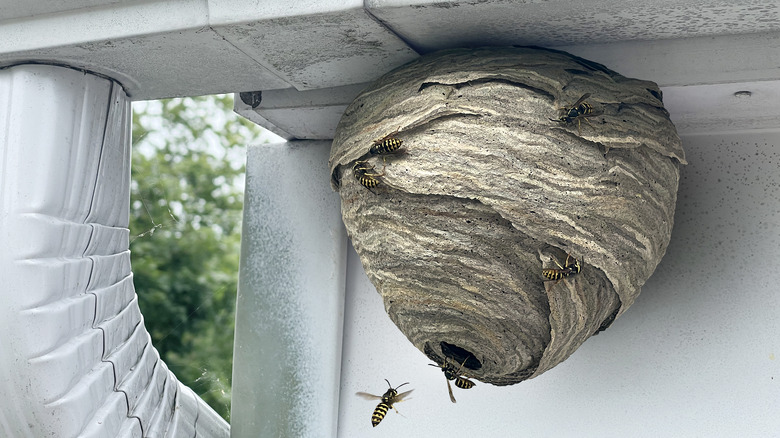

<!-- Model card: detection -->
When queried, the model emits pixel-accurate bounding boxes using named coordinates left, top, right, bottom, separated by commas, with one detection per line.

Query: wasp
left=370, top=129, right=404, bottom=156
left=353, top=160, right=385, bottom=190
left=356, top=379, right=413, bottom=427
left=551, top=93, right=601, bottom=135
left=429, top=357, right=476, bottom=403
left=542, top=252, right=583, bottom=284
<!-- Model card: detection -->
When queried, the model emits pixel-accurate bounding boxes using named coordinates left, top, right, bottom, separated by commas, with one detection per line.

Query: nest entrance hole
left=440, top=341, right=482, bottom=370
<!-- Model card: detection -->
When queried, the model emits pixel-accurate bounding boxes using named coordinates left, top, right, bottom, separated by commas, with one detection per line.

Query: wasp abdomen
left=564, top=101, right=594, bottom=121
left=542, top=253, right=583, bottom=282
left=358, top=175, right=380, bottom=188
left=431, top=357, right=476, bottom=403
left=454, top=377, right=475, bottom=389
left=353, top=160, right=384, bottom=189
left=371, top=402, right=390, bottom=427
left=542, top=269, right=565, bottom=281
left=370, top=136, right=403, bottom=155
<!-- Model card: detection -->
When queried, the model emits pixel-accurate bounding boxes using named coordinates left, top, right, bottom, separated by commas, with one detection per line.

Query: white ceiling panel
left=213, top=8, right=418, bottom=91
left=367, top=0, right=780, bottom=52
left=3, top=0, right=780, bottom=133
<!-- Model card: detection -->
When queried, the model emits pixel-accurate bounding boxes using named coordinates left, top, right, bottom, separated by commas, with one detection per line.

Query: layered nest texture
left=329, top=47, right=685, bottom=385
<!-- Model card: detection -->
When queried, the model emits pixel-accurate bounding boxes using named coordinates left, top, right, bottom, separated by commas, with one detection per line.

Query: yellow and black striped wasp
left=356, top=379, right=414, bottom=427
left=429, top=357, right=476, bottom=403
left=369, top=129, right=404, bottom=156
left=353, top=160, right=385, bottom=191
left=551, top=93, right=602, bottom=135
left=542, top=252, right=583, bottom=285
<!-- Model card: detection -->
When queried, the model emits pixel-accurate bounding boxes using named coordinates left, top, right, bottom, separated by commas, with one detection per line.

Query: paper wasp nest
left=329, top=47, right=685, bottom=385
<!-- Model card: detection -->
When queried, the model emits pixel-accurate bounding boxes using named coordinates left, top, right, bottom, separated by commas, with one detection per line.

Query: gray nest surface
left=329, top=47, right=685, bottom=385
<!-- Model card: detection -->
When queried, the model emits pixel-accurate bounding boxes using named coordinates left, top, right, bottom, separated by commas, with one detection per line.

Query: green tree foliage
left=130, top=95, right=265, bottom=420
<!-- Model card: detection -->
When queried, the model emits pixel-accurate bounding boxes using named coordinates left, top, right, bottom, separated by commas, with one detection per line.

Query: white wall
left=337, top=131, right=780, bottom=437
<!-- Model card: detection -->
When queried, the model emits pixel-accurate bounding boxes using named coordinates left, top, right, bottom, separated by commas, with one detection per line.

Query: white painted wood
left=2, top=1, right=777, bottom=97
left=231, top=141, right=347, bottom=438
left=663, top=80, right=780, bottom=134
left=0, top=1, right=418, bottom=98
left=212, top=7, right=418, bottom=91
left=368, top=0, right=780, bottom=56
left=233, top=84, right=367, bottom=140
left=4, top=1, right=780, bottom=137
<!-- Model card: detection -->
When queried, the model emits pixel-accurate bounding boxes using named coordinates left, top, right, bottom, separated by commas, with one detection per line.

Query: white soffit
left=367, top=0, right=780, bottom=53
left=0, top=0, right=125, bottom=21
left=209, top=0, right=418, bottom=91
left=4, top=0, right=780, bottom=135
left=0, top=0, right=291, bottom=98
left=0, top=0, right=417, bottom=99
left=211, top=9, right=417, bottom=91
left=234, top=84, right=368, bottom=140
left=663, top=81, right=780, bottom=135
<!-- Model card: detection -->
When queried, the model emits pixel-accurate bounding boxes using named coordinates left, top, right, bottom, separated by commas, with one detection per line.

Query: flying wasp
left=353, top=160, right=385, bottom=191
left=356, top=379, right=414, bottom=427
left=551, top=93, right=602, bottom=135
left=429, top=357, right=476, bottom=403
left=542, top=252, right=583, bottom=284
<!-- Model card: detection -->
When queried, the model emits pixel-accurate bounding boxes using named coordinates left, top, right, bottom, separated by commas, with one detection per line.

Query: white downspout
left=0, top=64, right=228, bottom=438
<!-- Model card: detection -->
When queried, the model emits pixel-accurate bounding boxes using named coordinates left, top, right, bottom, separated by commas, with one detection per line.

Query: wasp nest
left=329, top=47, right=685, bottom=385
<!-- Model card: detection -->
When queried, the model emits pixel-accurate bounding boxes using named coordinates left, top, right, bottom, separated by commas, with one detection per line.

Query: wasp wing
left=579, top=108, right=604, bottom=118
left=391, top=389, right=414, bottom=404
left=355, top=392, right=382, bottom=401
left=571, top=93, right=591, bottom=107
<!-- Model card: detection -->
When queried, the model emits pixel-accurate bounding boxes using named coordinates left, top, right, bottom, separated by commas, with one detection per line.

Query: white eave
left=3, top=0, right=780, bottom=137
